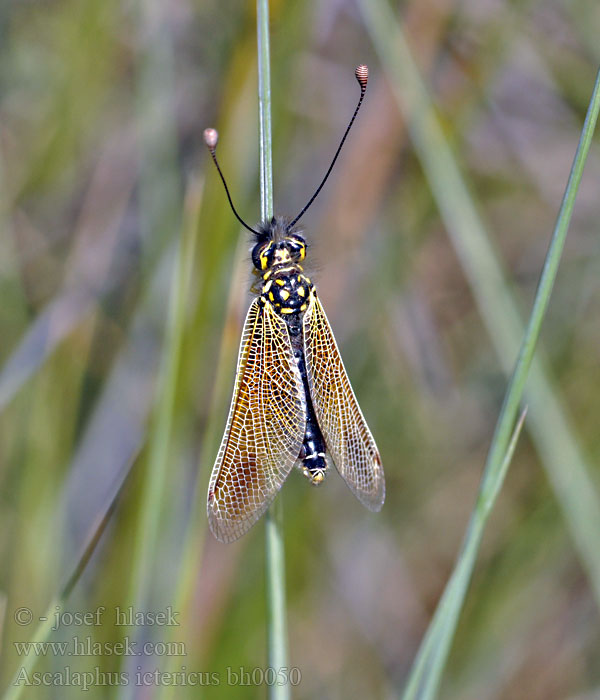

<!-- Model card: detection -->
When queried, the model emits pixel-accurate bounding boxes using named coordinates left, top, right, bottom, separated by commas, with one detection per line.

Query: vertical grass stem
left=257, top=1, right=290, bottom=696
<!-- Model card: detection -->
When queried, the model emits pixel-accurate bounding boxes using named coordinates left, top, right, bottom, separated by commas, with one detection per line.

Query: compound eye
left=287, top=237, right=306, bottom=261
left=262, top=243, right=276, bottom=269
left=251, top=241, right=274, bottom=270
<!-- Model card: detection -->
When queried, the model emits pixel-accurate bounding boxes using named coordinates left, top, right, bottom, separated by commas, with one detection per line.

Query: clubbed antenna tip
left=287, top=63, right=370, bottom=229
left=203, top=127, right=259, bottom=235
left=203, top=127, right=219, bottom=152
left=355, top=64, right=368, bottom=90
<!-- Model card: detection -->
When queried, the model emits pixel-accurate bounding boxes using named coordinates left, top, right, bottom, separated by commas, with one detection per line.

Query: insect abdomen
left=292, top=343, right=328, bottom=486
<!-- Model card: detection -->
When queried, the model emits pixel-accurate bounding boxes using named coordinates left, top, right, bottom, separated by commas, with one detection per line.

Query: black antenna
left=287, top=64, right=369, bottom=230
left=203, top=128, right=260, bottom=235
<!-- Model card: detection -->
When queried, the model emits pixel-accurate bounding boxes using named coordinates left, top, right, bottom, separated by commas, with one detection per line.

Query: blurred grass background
left=1, top=0, right=600, bottom=698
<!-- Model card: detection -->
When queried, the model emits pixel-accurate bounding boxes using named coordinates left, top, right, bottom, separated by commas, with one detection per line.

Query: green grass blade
left=155, top=61, right=261, bottom=700
left=2, top=607, right=62, bottom=700
left=258, top=0, right=273, bottom=223
left=257, top=0, right=290, bottom=695
left=2, top=485, right=123, bottom=700
left=359, top=0, right=600, bottom=612
left=123, top=178, right=198, bottom=646
left=403, top=409, right=527, bottom=699
left=405, top=64, right=600, bottom=697
left=116, top=2, right=184, bottom=690
left=265, top=499, right=289, bottom=695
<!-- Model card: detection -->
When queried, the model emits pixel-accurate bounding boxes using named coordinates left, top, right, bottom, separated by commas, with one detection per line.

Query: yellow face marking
left=275, top=279, right=285, bottom=286
left=297, top=286, right=305, bottom=297
left=280, top=289, right=290, bottom=301
left=280, top=307, right=294, bottom=314
left=260, top=242, right=273, bottom=270
left=300, top=303, right=307, bottom=311
left=268, top=291, right=275, bottom=302
left=312, top=472, right=324, bottom=485
left=299, top=244, right=306, bottom=261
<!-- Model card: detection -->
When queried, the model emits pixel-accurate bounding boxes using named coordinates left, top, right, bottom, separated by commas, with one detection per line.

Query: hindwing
left=303, top=291, right=385, bottom=511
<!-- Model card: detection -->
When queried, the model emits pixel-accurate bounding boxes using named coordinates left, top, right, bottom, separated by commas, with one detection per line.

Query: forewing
left=303, top=292, right=385, bottom=510
left=208, top=299, right=306, bottom=542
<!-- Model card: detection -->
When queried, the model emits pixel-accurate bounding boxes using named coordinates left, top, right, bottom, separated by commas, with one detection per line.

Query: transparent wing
left=208, top=298, right=306, bottom=542
left=303, top=291, right=385, bottom=511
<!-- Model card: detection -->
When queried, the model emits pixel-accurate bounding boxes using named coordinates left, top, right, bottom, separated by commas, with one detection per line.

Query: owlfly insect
left=204, top=65, right=384, bottom=543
